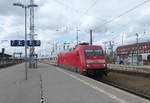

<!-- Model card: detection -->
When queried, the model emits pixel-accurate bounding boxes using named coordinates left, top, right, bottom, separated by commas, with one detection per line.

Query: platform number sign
left=11, top=40, right=41, bottom=47
left=27, top=40, right=41, bottom=46
left=11, top=40, right=24, bottom=46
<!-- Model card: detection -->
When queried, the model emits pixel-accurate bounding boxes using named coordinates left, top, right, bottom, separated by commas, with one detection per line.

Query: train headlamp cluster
left=87, top=64, right=90, bottom=67
left=86, top=63, right=106, bottom=68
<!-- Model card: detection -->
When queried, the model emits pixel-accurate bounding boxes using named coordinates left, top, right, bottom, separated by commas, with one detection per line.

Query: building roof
left=0, top=53, right=12, bottom=57
left=116, top=41, right=150, bottom=55
left=117, top=41, right=150, bottom=49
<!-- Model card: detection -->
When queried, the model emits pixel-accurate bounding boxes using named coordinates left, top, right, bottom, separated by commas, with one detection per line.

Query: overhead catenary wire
left=103, top=0, right=150, bottom=25
left=83, top=0, right=99, bottom=15
left=91, top=0, right=150, bottom=34
left=81, top=0, right=150, bottom=34
left=97, top=0, right=150, bottom=41
left=54, top=0, right=150, bottom=28
left=53, top=0, right=107, bottom=22
left=54, top=0, right=84, bottom=14
left=51, top=0, right=150, bottom=44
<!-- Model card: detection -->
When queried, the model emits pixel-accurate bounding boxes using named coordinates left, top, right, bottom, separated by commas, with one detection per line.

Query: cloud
left=0, top=15, right=25, bottom=40
left=1, top=0, right=150, bottom=56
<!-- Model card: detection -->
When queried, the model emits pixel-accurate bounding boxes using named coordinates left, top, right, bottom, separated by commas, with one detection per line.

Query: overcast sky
left=1, top=0, right=150, bottom=56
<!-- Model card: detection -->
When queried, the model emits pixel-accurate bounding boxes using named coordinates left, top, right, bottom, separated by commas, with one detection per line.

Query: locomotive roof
left=76, top=45, right=103, bottom=50
left=58, top=45, right=103, bottom=56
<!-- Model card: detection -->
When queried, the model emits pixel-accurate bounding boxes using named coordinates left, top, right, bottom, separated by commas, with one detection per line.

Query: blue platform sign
left=27, top=40, right=41, bottom=46
left=11, top=40, right=25, bottom=46
left=11, top=40, right=41, bottom=47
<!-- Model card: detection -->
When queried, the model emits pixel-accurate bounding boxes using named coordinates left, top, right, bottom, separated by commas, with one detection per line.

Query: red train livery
left=57, top=43, right=107, bottom=76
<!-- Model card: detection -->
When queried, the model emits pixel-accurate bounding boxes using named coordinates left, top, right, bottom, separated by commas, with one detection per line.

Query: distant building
left=0, top=53, right=12, bottom=60
left=115, top=41, right=150, bottom=65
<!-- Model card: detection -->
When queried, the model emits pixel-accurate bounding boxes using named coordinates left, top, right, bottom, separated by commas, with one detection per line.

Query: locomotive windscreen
left=84, top=49, right=104, bottom=56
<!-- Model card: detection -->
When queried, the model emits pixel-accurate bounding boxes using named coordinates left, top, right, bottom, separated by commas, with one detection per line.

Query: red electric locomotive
left=57, top=43, right=107, bottom=76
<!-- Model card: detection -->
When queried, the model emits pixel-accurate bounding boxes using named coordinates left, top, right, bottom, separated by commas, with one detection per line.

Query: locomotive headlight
left=87, top=64, right=90, bottom=67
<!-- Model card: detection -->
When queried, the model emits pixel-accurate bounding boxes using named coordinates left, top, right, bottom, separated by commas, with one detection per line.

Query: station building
left=0, top=53, right=12, bottom=60
left=0, top=48, right=12, bottom=60
left=115, top=41, right=150, bottom=65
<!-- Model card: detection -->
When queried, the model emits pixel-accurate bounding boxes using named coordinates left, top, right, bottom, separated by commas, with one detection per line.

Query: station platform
left=0, top=63, right=149, bottom=103
left=0, top=63, right=40, bottom=103
left=108, top=64, right=150, bottom=73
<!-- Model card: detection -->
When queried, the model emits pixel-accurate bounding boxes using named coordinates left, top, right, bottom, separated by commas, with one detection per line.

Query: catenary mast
left=29, top=0, right=35, bottom=68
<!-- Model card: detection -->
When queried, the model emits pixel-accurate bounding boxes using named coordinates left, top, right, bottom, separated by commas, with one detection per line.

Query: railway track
left=108, top=69, right=150, bottom=78
left=95, top=77, right=150, bottom=100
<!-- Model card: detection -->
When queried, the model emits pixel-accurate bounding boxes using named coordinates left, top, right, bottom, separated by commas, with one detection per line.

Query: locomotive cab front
left=83, top=47, right=107, bottom=76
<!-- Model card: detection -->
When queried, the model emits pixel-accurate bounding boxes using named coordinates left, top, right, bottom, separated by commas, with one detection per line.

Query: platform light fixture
left=13, top=2, right=38, bottom=80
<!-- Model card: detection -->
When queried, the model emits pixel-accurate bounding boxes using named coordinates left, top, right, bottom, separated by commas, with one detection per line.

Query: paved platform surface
left=0, top=63, right=40, bottom=103
left=0, top=63, right=150, bottom=103
left=39, top=63, right=150, bottom=103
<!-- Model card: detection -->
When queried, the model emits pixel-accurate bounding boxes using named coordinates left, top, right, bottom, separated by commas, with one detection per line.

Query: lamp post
left=13, top=3, right=38, bottom=80
left=136, top=33, right=139, bottom=65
